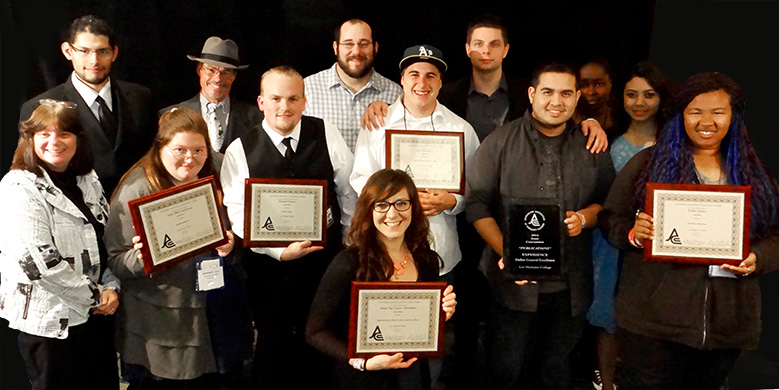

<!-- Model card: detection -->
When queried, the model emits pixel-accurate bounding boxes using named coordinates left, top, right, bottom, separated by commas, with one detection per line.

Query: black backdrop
left=1, top=0, right=778, bottom=389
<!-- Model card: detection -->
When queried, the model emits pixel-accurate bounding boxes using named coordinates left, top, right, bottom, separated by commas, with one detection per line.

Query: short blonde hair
left=259, top=66, right=304, bottom=97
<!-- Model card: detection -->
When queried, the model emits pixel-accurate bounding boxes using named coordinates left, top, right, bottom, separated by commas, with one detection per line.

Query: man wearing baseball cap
left=163, top=36, right=263, bottom=157
left=350, top=43, right=479, bottom=289
left=350, top=46, right=479, bottom=384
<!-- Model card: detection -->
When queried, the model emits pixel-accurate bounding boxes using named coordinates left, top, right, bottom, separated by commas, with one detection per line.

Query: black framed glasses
left=373, top=199, right=412, bottom=213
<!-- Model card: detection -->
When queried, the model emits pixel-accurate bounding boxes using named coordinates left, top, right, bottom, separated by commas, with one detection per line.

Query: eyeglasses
left=69, top=43, right=114, bottom=58
left=373, top=199, right=412, bottom=213
left=339, top=40, right=373, bottom=50
left=201, top=64, right=237, bottom=78
left=166, top=145, right=207, bottom=159
left=38, top=99, right=77, bottom=109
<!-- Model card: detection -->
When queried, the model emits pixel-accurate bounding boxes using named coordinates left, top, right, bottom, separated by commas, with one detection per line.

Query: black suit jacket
left=161, top=95, right=264, bottom=154
left=19, top=78, right=156, bottom=196
left=438, top=72, right=530, bottom=135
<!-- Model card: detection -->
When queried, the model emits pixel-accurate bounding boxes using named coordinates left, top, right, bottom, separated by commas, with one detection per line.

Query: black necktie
left=281, top=137, right=295, bottom=163
left=95, top=95, right=117, bottom=145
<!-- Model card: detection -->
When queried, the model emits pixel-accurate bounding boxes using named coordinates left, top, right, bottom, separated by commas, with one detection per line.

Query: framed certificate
left=348, top=281, right=446, bottom=359
left=128, top=176, right=228, bottom=275
left=645, top=183, right=751, bottom=265
left=385, top=130, right=465, bottom=194
left=503, top=198, right=564, bottom=280
left=243, top=178, right=327, bottom=247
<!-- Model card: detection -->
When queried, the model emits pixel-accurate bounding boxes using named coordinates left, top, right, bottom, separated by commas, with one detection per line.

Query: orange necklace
left=393, top=253, right=411, bottom=280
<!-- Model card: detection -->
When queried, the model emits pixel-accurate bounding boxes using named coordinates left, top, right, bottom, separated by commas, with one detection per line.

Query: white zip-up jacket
left=0, top=168, right=118, bottom=338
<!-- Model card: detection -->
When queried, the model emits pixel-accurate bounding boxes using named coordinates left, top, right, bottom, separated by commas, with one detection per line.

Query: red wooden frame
left=128, top=175, right=228, bottom=275
left=644, top=182, right=751, bottom=266
left=348, top=281, right=447, bottom=359
left=243, top=178, right=328, bottom=248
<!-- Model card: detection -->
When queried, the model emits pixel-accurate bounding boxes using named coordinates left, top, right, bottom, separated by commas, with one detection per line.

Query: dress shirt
left=71, top=72, right=113, bottom=120
left=304, top=64, right=402, bottom=152
left=221, top=118, right=358, bottom=260
left=350, top=98, right=480, bottom=275
left=465, top=76, right=510, bottom=141
left=199, top=94, right=231, bottom=148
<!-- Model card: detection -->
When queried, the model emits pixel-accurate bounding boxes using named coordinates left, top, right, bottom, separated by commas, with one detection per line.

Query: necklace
left=392, top=252, right=411, bottom=280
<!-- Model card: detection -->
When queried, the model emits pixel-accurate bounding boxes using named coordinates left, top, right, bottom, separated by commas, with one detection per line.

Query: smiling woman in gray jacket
left=0, top=101, right=120, bottom=390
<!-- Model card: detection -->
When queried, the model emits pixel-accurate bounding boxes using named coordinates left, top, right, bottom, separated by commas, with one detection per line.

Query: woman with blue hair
left=599, top=72, right=779, bottom=389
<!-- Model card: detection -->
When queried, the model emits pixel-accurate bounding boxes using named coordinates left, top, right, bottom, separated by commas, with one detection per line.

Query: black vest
left=239, top=116, right=343, bottom=250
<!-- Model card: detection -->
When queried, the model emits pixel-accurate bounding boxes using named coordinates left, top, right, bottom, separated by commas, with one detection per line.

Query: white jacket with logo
left=0, top=168, right=118, bottom=338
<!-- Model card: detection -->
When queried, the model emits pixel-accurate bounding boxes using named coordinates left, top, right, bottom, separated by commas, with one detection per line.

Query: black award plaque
left=504, top=200, right=562, bottom=280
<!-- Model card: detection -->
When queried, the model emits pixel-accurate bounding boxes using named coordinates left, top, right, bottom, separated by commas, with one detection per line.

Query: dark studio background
left=1, top=0, right=777, bottom=389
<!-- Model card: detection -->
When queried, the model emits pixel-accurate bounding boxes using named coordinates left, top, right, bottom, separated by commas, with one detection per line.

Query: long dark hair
left=635, top=72, right=779, bottom=239
left=619, top=61, right=673, bottom=130
left=11, top=101, right=94, bottom=176
left=347, top=169, right=440, bottom=281
left=114, top=108, right=217, bottom=197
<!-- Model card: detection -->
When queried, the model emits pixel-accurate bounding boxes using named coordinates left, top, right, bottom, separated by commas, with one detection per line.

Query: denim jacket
left=0, top=168, right=118, bottom=338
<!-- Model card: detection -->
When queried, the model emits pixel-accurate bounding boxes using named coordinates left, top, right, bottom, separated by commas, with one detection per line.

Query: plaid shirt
left=304, top=64, right=402, bottom=151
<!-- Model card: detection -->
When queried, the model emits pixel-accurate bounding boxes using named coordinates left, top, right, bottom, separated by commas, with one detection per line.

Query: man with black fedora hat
left=162, top=36, right=263, bottom=159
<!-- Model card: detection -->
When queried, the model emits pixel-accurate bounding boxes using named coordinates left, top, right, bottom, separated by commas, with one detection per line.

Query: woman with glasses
left=0, top=101, right=119, bottom=389
left=306, top=169, right=456, bottom=390
left=105, top=108, right=235, bottom=389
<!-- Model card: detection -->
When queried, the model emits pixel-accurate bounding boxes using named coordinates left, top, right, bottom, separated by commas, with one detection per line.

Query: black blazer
left=161, top=95, right=264, bottom=154
left=19, top=78, right=156, bottom=196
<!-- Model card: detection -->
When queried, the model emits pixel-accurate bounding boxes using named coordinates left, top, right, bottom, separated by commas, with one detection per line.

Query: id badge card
left=708, top=265, right=737, bottom=279
left=196, top=257, right=225, bottom=291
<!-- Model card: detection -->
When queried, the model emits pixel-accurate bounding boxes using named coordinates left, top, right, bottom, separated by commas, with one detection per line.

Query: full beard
left=337, top=55, right=374, bottom=79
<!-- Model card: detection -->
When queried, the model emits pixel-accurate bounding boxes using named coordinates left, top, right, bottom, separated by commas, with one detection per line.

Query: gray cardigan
left=105, top=166, right=216, bottom=379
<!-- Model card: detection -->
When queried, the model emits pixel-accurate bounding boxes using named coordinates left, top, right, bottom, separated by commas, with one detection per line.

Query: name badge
left=708, top=265, right=737, bottom=279
left=327, top=206, right=335, bottom=228
left=196, top=258, right=225, bottom=291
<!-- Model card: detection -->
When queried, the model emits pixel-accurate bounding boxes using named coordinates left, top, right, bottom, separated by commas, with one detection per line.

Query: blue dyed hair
left=635, top=72, right=779, bottom=239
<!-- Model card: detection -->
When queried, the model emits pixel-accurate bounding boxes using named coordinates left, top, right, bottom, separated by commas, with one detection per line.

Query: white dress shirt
left=71, top=72, right=113, bottom=119
left=350, top=97, right=480, bottom=275
left=199, top=94, right=231, bottom=149
left=221, top=117, right=358, bottom=260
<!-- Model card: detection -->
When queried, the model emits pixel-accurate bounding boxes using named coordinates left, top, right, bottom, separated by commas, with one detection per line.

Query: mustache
left=347, top=54, right=367, bottom=62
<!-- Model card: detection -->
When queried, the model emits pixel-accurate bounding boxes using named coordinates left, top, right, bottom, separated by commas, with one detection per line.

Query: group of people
left=1, top=12, right=778, bottom=390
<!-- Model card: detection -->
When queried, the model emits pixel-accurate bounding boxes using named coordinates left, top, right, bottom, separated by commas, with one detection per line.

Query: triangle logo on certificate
left=262, top=217, right=275, bottom=231
left=161, top=234, right=176, bottom=249
left=369, top=325, right=385, bottom=342
left=404, top=165, right=414, bottom=179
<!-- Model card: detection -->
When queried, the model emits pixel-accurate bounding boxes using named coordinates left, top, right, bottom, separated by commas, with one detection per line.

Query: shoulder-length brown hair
left=113, top=108, right=217, bottom=197
left=347, top=169, right=439, bottom=281
left=11, top=101, right=94, bottom=176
